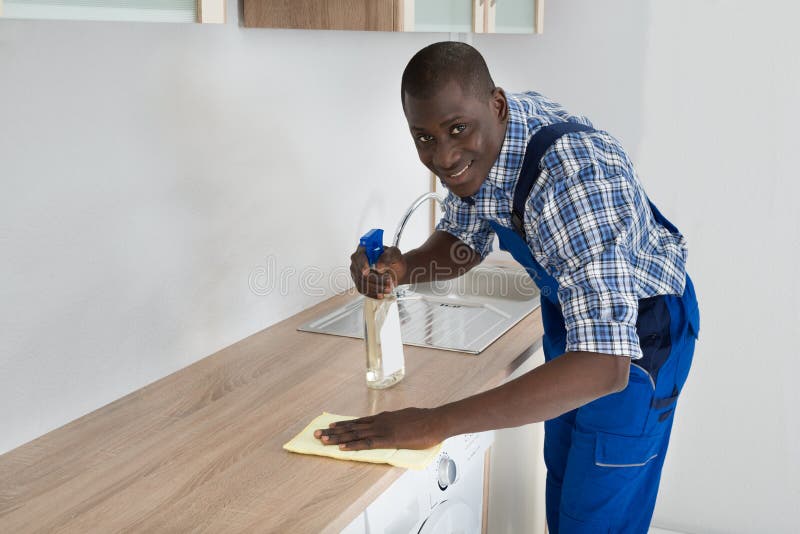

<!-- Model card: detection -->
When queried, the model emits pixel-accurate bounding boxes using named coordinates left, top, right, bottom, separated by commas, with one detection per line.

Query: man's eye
left=450, top=124, right=467, bottom=135
left=417, top=134, right=434, bottom=143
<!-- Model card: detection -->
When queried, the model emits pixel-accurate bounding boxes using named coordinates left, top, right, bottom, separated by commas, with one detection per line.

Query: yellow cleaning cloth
left=283, top=412, right=442, bottom=470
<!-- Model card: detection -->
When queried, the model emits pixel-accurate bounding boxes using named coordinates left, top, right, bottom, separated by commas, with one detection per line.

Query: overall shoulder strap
left=511, top=122, right=596, bottom=238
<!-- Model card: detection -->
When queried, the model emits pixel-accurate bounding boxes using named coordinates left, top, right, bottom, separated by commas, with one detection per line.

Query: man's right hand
left=349, top=231, right=482, bottom=298
left=350, top=246, right=408, bottom=299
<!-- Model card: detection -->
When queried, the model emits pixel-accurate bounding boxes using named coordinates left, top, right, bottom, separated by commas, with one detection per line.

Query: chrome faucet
left=392, top=192, right=444, bottom=248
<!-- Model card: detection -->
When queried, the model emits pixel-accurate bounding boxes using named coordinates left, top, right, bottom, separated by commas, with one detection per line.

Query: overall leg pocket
left=594, top=431, right=662, bottom=471
left=559, top=429, right=669, bottom=533
left=575, top=364, right=653, bottom=436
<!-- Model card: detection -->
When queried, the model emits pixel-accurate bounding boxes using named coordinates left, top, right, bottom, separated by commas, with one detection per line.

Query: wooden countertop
left=0, top=291, right=543, bottom=533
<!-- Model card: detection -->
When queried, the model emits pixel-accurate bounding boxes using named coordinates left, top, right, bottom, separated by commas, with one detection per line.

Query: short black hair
left=401, top=42, right=495, bottom=107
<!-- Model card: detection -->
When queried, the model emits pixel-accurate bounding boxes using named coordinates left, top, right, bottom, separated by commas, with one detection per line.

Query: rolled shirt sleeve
left=435, top=192, right=495, bottom=259
left=532, top=166, right=643, bottom=359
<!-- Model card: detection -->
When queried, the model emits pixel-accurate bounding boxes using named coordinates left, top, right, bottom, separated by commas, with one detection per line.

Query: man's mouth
left=447, top=161, right=473, bottom=179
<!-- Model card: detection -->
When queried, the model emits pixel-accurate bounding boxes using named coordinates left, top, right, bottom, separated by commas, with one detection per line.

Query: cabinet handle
left=535, top=0, right=544, bottom=34
left=474, top=0, right=487, bottom=33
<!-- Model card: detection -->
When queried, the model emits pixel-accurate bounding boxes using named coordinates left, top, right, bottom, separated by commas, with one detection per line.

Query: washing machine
left=340, top=431, right=494, bottom=534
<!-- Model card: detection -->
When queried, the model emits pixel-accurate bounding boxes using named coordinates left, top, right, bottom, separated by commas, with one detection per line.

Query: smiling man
left=315, top=42, right=700, bottom=533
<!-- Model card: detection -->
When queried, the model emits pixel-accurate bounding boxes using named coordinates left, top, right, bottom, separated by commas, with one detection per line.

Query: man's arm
left=436, top=351, right=630, bottom=436
left=314, top=351, right=630, bottom=451
left=398, top=230, right=483, bottom=285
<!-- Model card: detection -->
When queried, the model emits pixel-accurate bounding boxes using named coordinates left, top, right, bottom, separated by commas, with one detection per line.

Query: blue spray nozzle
left=359, top=228, right=384, bottom=267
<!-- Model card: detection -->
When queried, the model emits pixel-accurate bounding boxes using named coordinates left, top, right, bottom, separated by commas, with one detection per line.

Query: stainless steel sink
left=297, top=264, right=540, bottom=354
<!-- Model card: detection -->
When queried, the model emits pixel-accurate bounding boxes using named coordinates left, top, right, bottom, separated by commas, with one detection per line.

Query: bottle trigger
left=359, top=229, right=384, bottom=268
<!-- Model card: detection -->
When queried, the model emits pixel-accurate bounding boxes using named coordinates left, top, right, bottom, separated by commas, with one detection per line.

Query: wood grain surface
left=0, top=291, right=543, bottom=533
left=243, top=0, right=396, bottom=31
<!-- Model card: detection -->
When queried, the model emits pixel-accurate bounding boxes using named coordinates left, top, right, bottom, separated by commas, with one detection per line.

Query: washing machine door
left=414, top=499, right=479, bottom=534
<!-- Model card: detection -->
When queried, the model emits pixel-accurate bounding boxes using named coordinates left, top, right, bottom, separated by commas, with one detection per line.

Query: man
left=314, top=42, right=699, bottom=533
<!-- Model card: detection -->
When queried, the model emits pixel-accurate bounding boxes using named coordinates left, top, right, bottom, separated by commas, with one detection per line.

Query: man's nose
left=433, top=142, right=461, bottom=173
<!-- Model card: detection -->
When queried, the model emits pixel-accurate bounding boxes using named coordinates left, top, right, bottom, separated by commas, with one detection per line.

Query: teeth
left=450, top=162, right=471, bottom=178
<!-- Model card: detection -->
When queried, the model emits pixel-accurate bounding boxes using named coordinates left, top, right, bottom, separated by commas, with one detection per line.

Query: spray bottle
left=359, top=229, right=405, bottom=389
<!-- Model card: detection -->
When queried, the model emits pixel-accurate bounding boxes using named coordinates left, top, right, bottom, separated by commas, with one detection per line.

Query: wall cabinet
left=0, top=0, right=225, bottom=23
left=242, top=0, right=544, bottom=34
left=243, top=0, right=399, bottom=31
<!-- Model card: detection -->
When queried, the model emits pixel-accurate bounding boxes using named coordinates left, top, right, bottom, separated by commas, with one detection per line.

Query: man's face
left=403, top=81, right=507, bottom=198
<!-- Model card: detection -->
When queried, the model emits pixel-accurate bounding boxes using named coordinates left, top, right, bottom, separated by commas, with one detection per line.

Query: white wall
left=2, top=1, right=798, bottom=533
left=477, top=1, right=800, bottom=533
left=0, top=4, right=437, bottom=454
left=637, top=3, right=799, bottom=533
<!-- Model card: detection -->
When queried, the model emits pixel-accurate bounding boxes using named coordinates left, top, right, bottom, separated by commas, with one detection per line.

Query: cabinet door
left=0, top=0, right=216, bottom=23
left=412, top=0, right=473, bottom=33
left=243, top=0, right=397, bottom=31
left=490, top=0, right=539, bottom=34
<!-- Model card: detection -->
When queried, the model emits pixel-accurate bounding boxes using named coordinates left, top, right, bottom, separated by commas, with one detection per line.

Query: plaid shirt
left=436, top=91, right=688, bottom=359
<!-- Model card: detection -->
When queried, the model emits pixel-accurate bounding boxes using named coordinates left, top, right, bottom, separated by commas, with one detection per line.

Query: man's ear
left=490, top=87, right=508, bottom=123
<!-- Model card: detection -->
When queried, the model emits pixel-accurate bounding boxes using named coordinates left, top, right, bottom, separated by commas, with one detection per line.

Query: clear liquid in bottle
left=363, top=294, right=405, bottom=389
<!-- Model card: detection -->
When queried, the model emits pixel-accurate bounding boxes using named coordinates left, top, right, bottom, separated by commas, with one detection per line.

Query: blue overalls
left=487, top=123, right=700, bottom=533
